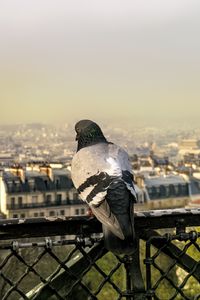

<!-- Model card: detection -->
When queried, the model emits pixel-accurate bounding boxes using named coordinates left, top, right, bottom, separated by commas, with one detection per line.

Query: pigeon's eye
left=75, top=127, right=81, bottom=133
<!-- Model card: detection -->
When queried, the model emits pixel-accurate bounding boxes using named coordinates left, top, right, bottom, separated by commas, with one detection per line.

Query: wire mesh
left=0, top=211, right=199, bottom=300
left=0, top=235, right=135, bottom=300
left=145, top=230, right=200, bottom=300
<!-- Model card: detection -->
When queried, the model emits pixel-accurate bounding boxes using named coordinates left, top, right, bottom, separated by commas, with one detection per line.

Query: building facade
left=0, top=165, right=87, bottom=219
left=135, top=174, right=190, bottom=210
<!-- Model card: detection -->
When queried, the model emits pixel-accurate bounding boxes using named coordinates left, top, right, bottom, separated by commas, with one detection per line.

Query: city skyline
left=1, top=0, right=200, bottom=127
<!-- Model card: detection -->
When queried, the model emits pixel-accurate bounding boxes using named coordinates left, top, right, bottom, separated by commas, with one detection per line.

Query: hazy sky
left=1, top=0, right=200, bottom=126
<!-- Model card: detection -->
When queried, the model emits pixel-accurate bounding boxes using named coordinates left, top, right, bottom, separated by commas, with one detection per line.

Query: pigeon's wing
left=72, top=143, right=117, bottom=204
left=90, top=201, right=125, bottom=240
left=72, top=143, right=138, bottom=204
left=71, top=143, right=136, bottom=240
left=72, top=146, right=125, bottom=239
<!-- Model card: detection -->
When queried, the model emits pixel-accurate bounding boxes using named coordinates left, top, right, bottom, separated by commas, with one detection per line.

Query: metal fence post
left=123, top=237, right=146, bottom=300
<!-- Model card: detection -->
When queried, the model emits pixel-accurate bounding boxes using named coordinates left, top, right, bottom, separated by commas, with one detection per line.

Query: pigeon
left=71, top=119, right=138, bottom=255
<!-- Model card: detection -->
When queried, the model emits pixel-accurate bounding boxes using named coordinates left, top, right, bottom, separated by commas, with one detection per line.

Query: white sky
left=1, top=0, right=200, bottom=126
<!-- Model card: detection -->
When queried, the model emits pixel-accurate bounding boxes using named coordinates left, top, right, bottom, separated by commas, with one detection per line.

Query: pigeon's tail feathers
left=103, top=225, right=134, bottom=255
left=90, top=201, right=125, bottom=240
left=103, top=181, right=136, bottom=255
left=103, top=210, right=135, bottom=255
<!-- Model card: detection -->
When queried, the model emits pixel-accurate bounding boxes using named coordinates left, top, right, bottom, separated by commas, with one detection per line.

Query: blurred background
left=0, top=0, right=200, bottom=127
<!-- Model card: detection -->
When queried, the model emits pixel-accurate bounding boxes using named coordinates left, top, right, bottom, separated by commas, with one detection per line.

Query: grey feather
left=90, top=201, right=125, bottom=240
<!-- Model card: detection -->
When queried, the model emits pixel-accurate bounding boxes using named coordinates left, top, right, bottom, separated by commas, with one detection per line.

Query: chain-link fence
left=0, top=208, right=199, bottom=300
left=145, top=231, right=200, bottom=299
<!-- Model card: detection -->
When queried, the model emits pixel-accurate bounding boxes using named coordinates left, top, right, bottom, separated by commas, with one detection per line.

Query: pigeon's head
left=75, top=119, right=108, bottom=151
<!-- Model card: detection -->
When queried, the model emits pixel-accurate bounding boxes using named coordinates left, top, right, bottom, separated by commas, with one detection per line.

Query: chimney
left=39, top=165, right=53, bottom=181
left=10, top=165, right=25, bottom=182
left=135, top=175, right=144, bottom=188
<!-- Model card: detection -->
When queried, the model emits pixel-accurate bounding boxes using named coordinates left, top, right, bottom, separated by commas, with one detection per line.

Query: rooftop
left=144, top=174, right=187, bottom=187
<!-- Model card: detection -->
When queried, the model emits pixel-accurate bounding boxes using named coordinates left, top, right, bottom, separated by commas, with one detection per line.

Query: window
left=169, top=185, right=175, bottom=196
left=178, top=184, right=183, bottom=195
left=81, top=208, right=85, bottom=215
left=15, top=180, right=21, bottom=192
left=46, top=195, right=52, bottom=204
left=75, top=209, right=79, bottom=215
left=20, top=213, right=25, bottom=218
left=160, top=185, right=166, bottom=197
left=165, top=186, right=169, bottom=197
left=150, top=186, right=157, bottom=199
left=182, top=184, right=188, bottom=195
left=40, top=212, right=44, bottom=217
left=28, top=179, right=35, bottom=191
left=174, top=185, right=179, bottom=195
left=56, top=194, right=62, bottom=205
left=11, top=197, right=15, bottom=209
left=44, top=180, right=48, bottom=188
left=7, top=180, right=13, bottom=190
left=60, top=210, right=65, bottom=216
left=13, top=214, right=18, bottom=218
left=34, top=212, right=38, bottom=217
left=156, top=187, right=160, bottom=197
left=56, top=179, right=60, bottom=188
left=18, top=196, right=23, bottom=208
left=68, top=190, right=76, bottom=200
left=73, top=191, right=78, bottom=199
left=49, top=211, right=55, bottom=216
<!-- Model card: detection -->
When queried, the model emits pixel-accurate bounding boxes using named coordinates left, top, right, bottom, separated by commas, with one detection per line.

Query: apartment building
left=135, top=174, right=190, bottom=210
left=0, top=164, right=87, bottom=219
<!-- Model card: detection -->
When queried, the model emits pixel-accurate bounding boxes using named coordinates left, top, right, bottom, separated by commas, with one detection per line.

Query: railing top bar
left=0, top=208, right=200, bottom=226
left=0, top=208, right=199, bottom=240
left=1, top=208, right=200, bottom=224
left=136, top=207, right=200, bottom=217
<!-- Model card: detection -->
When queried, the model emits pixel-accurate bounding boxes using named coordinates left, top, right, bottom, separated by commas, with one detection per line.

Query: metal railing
left=0, top=208, right=199, bottom=299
